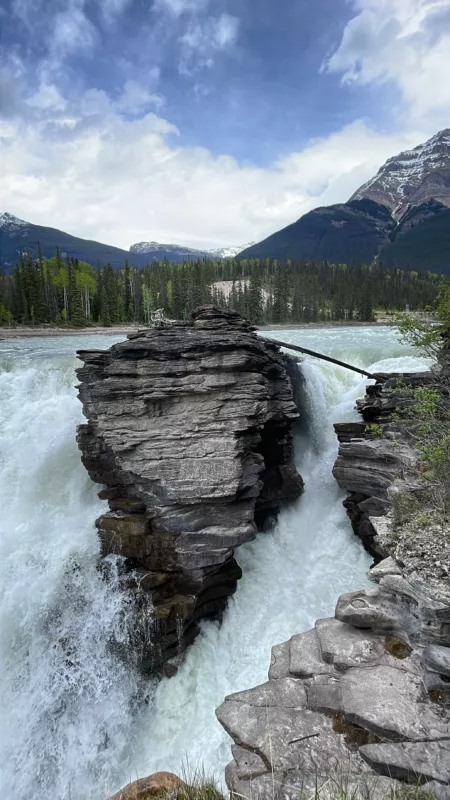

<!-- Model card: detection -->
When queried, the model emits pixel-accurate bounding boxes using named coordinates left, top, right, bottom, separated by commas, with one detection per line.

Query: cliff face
left=216, top=373, right=450, bottom=799
left=76, top=306, right=304, bottom=669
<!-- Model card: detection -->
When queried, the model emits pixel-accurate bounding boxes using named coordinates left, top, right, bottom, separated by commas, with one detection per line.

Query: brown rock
left=108, top=771, right=185, bottom=799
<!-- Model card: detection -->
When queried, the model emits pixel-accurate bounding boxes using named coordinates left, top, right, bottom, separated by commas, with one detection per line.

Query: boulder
left=108, top=772, right=185, bottom=799
left=360, top=740, right=450, bottom=785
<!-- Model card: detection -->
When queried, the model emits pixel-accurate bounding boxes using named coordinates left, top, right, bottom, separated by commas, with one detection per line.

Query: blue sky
left=1, top=0, right=450, bottom=248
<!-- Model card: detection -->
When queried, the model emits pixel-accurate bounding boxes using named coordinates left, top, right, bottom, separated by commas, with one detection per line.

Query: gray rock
left=268, top=639, right=291, bottom=680
left=423, top=782, right=450, bottom=800
left=332, top=438, right=416, bottom=500
left=224, top=763, right=285, bottom=800
left=289, top=628, right=337, bottom=677
left=360, top=740, right=450, bottom=785
left=315, top=617, right=386, bottom=670
left=230, top=745, right=267, bottom=780
left=223, top=677, right=307, bottom=709
left=368, top=557, right=402, bottom=583
left=422, top=645, right=450, bottom=678
left=77, top=307, right=304, bottom=667
left=335, top=588, right=420, bottom=640
left=339, top=665, right=449, bottom=741
left=217, top=698, right=362, bottom=775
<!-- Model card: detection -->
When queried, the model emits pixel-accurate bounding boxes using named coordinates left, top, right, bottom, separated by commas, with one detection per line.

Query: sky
left=1, top=0, right=450, bottom=250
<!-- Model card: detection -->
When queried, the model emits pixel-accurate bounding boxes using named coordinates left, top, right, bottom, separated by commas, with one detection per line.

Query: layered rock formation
left=216, top=558, right=450, bottom=799
left=216, top=372, right=450, bottom=799
left=76, top=306, right=304, bottom=669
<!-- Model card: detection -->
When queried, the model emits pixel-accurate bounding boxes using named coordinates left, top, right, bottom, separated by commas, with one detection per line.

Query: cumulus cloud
left=116, top=79, right=165, bottom=114
left=2, top=0, right=449, bottom=253
left=0, top=93, right=426, bottom=250
left=26, top=83, right=67, bottom=112
left=326, top=0, right=450, bottom=127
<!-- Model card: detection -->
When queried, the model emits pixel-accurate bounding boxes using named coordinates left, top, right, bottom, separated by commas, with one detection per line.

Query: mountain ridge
left=239, top=129, right=450, bottom=274
left=0, top=213, right=247, bottom=271
left=3, top=130, right=450, bottom=274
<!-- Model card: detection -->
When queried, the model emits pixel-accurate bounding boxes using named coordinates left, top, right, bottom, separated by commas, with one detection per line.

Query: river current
left=0, top=327, right=429, bottom=800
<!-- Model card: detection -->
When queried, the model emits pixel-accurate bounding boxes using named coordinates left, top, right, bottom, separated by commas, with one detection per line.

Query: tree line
left=0, top=248, right=446, bottom=327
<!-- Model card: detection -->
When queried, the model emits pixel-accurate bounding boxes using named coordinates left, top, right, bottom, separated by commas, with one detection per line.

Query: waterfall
left=0, top=330, right=429, bottom=799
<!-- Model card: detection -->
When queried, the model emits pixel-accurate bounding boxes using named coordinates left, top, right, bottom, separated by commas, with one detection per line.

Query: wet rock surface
left=76, top=306, right=303, bottom=669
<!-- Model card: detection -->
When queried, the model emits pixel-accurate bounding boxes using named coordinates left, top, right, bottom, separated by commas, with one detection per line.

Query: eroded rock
left=77, top=306, right=303, bottom=668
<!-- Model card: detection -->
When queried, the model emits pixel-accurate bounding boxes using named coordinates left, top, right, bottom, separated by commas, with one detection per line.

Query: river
left=0, top=327, right=428, bottom=800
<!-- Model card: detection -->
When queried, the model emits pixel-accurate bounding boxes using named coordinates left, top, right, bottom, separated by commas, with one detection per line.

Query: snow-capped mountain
left=240, top=129, right=450, bottom=274
left=208, top=243, right=255, bottom=258
left=0, top=213, right=154, bottom=271
left=350, top=128, right=450, bottom=219
left=0, top=211, right=29, bottom=232
left=130, top=241, right=253, bottom=259
left=130, top=241, right=211, bottom=258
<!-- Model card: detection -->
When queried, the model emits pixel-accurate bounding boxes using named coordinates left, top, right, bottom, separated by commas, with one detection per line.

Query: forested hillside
left=0, top=248, right=444, bottom=328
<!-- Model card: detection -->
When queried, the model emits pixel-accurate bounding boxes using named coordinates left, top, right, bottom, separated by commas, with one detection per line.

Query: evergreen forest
left=0, top=247, right=446, bottom=328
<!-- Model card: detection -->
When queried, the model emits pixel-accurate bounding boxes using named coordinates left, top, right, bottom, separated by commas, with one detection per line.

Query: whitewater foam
left=0, top=328, right=430, bottom=798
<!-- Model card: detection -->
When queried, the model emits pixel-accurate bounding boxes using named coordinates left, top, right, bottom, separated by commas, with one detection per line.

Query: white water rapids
left=0, top=327, right=429, bottom=800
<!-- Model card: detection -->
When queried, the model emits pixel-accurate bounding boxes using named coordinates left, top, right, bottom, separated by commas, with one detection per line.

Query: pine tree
left=247, top=262, right=264, bottom=324
left=273, top=270, right=289, bottom=323
left=68, top=260, right=85, bottom=327
left=123, top=262, right=133, bottom=321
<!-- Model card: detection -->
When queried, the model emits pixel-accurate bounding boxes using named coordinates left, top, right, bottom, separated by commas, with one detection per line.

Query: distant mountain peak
left=0, top=212, right=28, bottom=229
left=130, top=241, right=208, bottom=257
left=350, top=129, right=450, bottom=219
left=129, top=241, right=254, bottom=259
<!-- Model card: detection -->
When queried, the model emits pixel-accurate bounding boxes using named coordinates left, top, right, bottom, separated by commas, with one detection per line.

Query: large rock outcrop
left=76, top=306, right=304, bottom=669
left=216, top=558, right=450, bottom=799
left=216, top=371, right=450, bottom=799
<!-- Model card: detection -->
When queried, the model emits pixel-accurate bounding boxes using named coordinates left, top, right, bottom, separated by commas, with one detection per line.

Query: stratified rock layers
left=216, top=372, right=450, bottom=799
left=76, top=307, right=304, bottom=668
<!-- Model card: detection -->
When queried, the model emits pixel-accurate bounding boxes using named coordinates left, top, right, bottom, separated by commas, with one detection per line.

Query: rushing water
left=0, top=328, right=429, bottom=800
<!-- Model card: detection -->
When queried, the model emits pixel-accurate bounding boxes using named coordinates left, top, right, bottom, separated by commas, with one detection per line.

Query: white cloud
left=117, top=79, right=165, bottom=113
left=26, top=83, right=67, bottom=112
left=153, top=0, right=210, bottom=17
left=213, top=13, right=239, bottom=48
left=179, top=13, right=239, bottom=74
left=2, top=0, right=449, bottom=253
left=52, top=1, right=98, bottom=53
left=326, top=0, right=450, bottom=127
left=0, top=97, right=428, bottom=251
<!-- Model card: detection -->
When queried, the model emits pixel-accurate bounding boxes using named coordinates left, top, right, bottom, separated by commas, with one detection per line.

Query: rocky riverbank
left=76, top=306, right=304, bottom=670
left=215, top=372, right=450, bottom=799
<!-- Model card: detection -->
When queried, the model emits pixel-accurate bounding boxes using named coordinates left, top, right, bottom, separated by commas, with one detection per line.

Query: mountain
left=239, top=129, right=450, bottom=275
left=129, top=241, right=212, bottom=259
left=129, top=241, right=253, bottom=259
left=0, top=214, right=244, bottom=272
left=0, top=213, right=153, bottom=272
left=350, top=129, right=450, bottom=218
left=0, top=212, right=251, bottom=272
left=208, top=243, right=255, bottom=258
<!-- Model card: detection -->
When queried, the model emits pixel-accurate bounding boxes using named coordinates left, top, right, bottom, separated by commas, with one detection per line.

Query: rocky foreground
left=216, top=374, right=450, bottom=799
left=76, top=306, right=304, bottom=669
